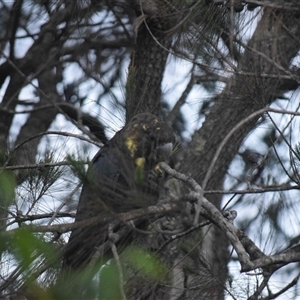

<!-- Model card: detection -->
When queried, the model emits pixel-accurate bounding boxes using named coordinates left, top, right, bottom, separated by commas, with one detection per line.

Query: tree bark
left=126, top=13, right=173, bottom=122
left=179, top=8, right=300, bottom=300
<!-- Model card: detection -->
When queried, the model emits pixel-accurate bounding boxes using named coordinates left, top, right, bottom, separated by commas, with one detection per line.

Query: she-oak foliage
left=1, top=0, right=300, bottom=299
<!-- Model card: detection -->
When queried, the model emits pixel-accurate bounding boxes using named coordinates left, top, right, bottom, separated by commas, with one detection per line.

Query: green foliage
left=123, top=246, right=167, bottom=280
left=53, top=261, right=123, bottom=299
left=0, top=171, right=15, bottom=207
left=33, top=164, right=62, bottom=193
left=7, top=229, right=58, bottom=270
left=134, top=161, right=146, bottom=188
left=37, top=153, right=63, bottom=183
left=0, top=228, right=60, bottom=299
left=54, top=265, right=104, bottom=300
left=98, top=262, right=122, bottom=300
left=53, top=247, right=167, bottom=299
left=66, top=154, right=89, bottom=184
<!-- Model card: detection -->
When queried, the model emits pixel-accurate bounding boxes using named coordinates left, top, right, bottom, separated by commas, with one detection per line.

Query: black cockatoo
left=63, top=113, right=175, bottom=270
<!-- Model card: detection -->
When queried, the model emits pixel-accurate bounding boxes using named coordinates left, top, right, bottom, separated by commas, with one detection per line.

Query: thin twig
left=260, top=272, right=300, bottom=300
left=1, top=161, right=73, bottom=171
left=108, top=224, right=127, bottom=300
left=204, top=184, right=300, bottom=195
left=159, top=163, right=251, bottom=269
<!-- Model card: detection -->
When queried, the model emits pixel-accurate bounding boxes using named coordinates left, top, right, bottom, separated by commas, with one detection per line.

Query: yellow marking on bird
left=142, top=125, right=148, bottom=131
left=126, top=137, right=137, bottom=157
left=135, top=157, right=145, bottom=186
left=135, top=157, right=145, bottom=167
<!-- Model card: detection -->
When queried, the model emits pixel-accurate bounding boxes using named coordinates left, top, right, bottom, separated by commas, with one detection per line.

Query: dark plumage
left=63, top=113, right=175, bottom=270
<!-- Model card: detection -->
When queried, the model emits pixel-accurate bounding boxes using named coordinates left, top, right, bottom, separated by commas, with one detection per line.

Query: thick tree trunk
left=126, top=13, right=173, bottom=122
